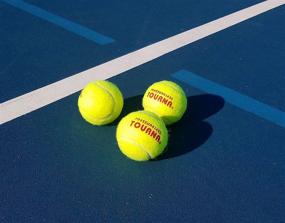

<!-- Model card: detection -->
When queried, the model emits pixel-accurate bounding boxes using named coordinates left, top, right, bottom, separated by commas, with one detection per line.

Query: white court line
left=1, top=0, right=284, bottom=125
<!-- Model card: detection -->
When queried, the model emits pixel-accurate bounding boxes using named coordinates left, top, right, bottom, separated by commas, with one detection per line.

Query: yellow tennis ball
left=116, top=110, right=168, bottom=161
left=142, top=80, right=187, bottom=125
left=78, top=80, right=123, bottom=126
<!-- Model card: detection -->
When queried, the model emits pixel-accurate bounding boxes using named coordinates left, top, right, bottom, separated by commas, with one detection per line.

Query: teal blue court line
left=173, top=70, right=285, bottom=128
left=2, top=0, right=114, bottom=45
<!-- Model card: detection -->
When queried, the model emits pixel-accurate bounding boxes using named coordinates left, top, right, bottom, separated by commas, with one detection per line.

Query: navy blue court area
left=1, top=1, right=285, bottom=222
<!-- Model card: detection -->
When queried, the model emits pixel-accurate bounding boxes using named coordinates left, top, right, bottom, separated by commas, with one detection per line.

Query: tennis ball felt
left=142, top=80, right=187, bottom=125
left=116, top=110, right=168, bottom=161
left=78, top=80, right=123, bottom=126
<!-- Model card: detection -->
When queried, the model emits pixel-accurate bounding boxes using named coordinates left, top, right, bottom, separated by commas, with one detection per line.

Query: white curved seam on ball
left=79, top=106, right=114, bottom=122
left=92, top=82, right=116, bottom=120
left=119, top=136, right=153, bottom=160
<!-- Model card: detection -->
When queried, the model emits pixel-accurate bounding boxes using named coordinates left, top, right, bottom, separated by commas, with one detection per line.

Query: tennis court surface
left=1, top=0, right=285, bottom=222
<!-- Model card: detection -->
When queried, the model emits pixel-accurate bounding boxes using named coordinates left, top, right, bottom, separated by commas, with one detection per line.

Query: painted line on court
left=173, top=70, right=285, bottom=128
left=1, top=0, right=284, bottom=125
left=2, top=0, right=114, bottom=45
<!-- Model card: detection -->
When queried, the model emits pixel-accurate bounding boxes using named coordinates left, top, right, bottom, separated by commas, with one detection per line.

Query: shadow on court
left=160, top=94, right=225, bottom=160
left=116, top=94, right=225, bottom=160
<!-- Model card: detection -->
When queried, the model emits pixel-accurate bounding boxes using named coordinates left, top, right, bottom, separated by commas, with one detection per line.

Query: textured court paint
left=0, top=0, right=284, bottom=125
left=2, top=0, right=114, bottom=45
left=173, top=70, right=285, bottom=128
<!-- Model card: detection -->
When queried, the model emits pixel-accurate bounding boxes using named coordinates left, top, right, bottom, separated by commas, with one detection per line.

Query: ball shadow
left=159, top=121, right=213, bottom=160
left=186, top=94, right=225, bottom=122
left=158, top=94, right=225, bottom=160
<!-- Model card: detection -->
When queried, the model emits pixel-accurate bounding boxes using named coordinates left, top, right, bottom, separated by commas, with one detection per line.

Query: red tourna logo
left=130, top=118, right=161, bottom=144
left=146, top=88, right=173, bottom=109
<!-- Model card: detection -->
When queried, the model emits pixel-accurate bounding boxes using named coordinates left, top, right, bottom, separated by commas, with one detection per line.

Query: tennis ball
left=116, top=110, right=168, bottom=161
left=78, top=80, right=123, bottom=126
left=142, top=80, right=187, bottom=125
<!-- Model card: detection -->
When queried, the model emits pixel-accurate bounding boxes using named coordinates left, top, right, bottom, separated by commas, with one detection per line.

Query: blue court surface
left=1, top=0, right=285, bottom=222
